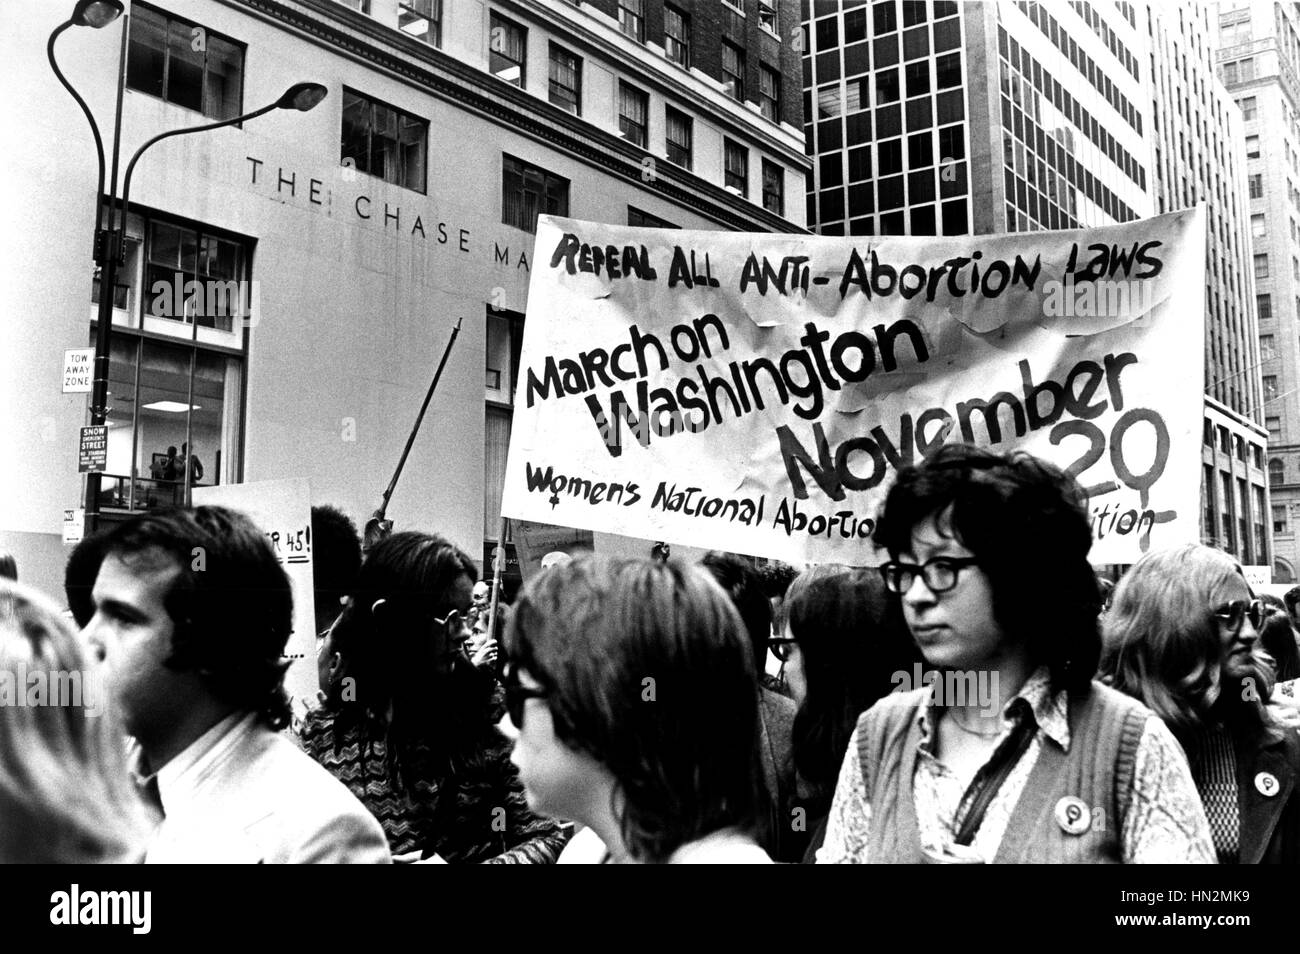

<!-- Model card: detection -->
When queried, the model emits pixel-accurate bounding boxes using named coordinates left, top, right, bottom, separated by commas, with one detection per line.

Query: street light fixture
left=70, top=0, right=124, bottom=28
left=48, top=4, right=327, bottom=531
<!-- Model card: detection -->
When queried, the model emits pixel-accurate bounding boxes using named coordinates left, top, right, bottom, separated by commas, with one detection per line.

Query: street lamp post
left=48, top=2, right=327, bottom=533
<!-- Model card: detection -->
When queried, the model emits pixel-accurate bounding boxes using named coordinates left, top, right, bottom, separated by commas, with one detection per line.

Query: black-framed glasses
left=880, top=557, right=980, bottom=595
left=768, top=636, right=797, bottom=662
left=502, top=664, right=550, bottom=729
left=1212, top=598, right=1267, bottom=635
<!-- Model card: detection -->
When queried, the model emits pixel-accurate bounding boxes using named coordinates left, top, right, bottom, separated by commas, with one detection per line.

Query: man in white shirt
left=85, top=506, right=390, bottom=864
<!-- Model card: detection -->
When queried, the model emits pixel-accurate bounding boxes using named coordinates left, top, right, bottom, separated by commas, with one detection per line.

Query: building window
left=1253, top=213, right=1267, bottom=238
left=664, top=5, right=690, bottom=68
left=340, top=89, right=428, bottom=193
left=1271, top=458, right=1285, bottom=485
left=1259, top=293, right=1272, bottom=319
left=502, top=155, right=569, bottom=233
left=1241, top=96, right=1257, bottom=121
left=1256, top=253, right=1270, bottom=279
left=759, top=65, right=781, bottom=122
left=1241, top=57, right=1256, bottom=81
left=1262, top=333, right=1276, bottom=358
left=628, top=206, right=679, bottom=228
left=489, top=13, right=526, bottom=86
left=618, top=81, right=649, bottom=148
left=335, top=0, right=370, bottom=11
left=93, top=334, right=244, bottom=513
left=665, top=105, right=693, bottom=169
left=724, top=139, right=748, bottom=196
left=1264, top=375, right=1279, bottom=400
left=1249, top=173, right=1263, bottom=198
left=87, top=211, right=249, bottom=512
left=762, top=159, right=784, bottom=215
left=618, top=0, right=645, bottom=43
left=758, top=0, right=779, bottom=35
left=126, top=2, right=244, bottom=120
left=1246, top=135, right=1260, bottom=159
left=548, top=44, right=582, bottom=115
left=722, top=42, right=746, bottom=101
left=398, top=0, right=442, bottom=46
left=874, top=0, right=898, bottom=34
left=144, top=221, right=247, bottom=333
left=1268, top=416, right=1282, bottom=441
left=1275, top=505, right=1288, bottom=534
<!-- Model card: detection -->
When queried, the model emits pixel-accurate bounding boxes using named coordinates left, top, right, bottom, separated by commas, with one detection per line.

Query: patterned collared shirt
left=817, top=668, right=1216, bottom=863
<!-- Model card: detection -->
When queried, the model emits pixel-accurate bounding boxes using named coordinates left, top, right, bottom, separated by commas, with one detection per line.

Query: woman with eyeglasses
left=501, top=555, right=772, bottom=864
left=770, top=565, right=923, bottom=862
left=818, top=443, right=1214, bottom=863
left=1100, top=544, right=1300, bottom=863
left=299, top=531, right=569, bottom=863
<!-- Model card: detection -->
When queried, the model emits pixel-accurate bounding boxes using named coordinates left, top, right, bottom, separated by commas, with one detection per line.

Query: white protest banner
left=193, top=479, right=317, bottom=707
left=502, top=211, right=1205, bottom=566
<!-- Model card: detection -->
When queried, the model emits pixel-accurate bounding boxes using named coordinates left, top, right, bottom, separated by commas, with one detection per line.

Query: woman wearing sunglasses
left=818, top=444, right=1214, bottom=863
left=299, top=531, right=569, bottom=863
left=501, top=555, right=772, bottom=864
left=1101, top=544, right=1300, bottom=863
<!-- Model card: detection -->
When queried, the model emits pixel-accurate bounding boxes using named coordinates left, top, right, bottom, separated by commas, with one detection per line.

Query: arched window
left=1270, top=458, right=1285, bottom=485
left=1275, top=559, right=1295, bottom=584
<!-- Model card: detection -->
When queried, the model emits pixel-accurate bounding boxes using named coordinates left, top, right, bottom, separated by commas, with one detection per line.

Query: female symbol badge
left=1054, top=796, right=1092, bottom=836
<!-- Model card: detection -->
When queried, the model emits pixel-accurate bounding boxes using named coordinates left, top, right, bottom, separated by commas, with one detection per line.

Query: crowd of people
left=1, top=441, right=1298, bottom=863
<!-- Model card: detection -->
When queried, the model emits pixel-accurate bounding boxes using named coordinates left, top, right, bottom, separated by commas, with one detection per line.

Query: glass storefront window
left=90, top=333, right=242, bottom=512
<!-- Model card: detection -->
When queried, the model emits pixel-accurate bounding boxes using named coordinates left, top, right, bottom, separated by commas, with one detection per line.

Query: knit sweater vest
left=858, top=680, right=1148, bottom=863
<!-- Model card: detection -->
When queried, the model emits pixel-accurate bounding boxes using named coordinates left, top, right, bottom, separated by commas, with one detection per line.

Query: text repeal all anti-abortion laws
left=501, top=210, right=1205, bottom=565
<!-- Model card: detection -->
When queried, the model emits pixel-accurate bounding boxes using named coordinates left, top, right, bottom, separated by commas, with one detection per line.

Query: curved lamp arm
left=47, top=19, right=107, bottom=234
left=119, top=84, right=327, bottom=218
left=119, top=103, right=279, bottom=217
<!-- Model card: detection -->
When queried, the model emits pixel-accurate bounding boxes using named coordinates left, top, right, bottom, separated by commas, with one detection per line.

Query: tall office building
left=801, top=0, right=1151, bottom=236
left=802, top=0, right=1271, bottom=569
left=1219, top=2, right=1300, bottom=582
left=0, top=0, right=807, bottom=595
left=1146, top=2, right=1268, bottom=572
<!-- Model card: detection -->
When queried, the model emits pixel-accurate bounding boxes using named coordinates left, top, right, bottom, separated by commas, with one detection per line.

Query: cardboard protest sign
left=513, top=519, right=595, bottom=580
left=502, top=210, right=1205, bottom=566
left=193, top=479, right=318, bottom=707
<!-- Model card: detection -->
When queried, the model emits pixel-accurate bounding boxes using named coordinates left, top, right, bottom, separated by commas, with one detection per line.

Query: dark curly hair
left=100, top=506, right=294, bottom=730
left=505, top=556, right=764, bottom=863
left=325, top=531, right=491, bottom=789
left=873, top=442, right=1101, bottom=693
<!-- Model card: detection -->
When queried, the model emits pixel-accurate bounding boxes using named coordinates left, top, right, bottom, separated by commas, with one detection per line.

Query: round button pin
left=1054, top=796, right=1091, bottom=835
left=1255, top=772, right=1280, bottom=797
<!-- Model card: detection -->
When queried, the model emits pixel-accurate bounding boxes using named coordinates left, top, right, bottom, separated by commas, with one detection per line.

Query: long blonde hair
left=1101, top=545, right=1274, bottom=730
left=0, top=580, right=157, bottom=862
